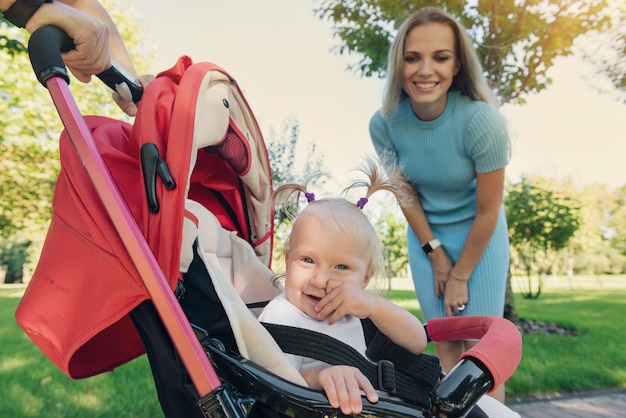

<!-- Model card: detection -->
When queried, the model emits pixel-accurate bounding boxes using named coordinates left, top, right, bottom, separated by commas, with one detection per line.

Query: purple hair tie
left=356, top=197, right=368, bottom=209
left=305, top=192, right=316, bottom=203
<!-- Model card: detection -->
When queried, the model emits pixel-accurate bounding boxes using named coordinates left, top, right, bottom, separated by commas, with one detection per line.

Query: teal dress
left=370, top=90, right=510, bottom=320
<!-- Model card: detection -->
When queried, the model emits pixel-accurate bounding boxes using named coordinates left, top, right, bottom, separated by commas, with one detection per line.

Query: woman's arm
left=6, top=0, right=149, bottom=115
left=401, top=199, right=453, bottom=299
left=25, top=0, right=136, bottom=82
left=443, top=168, right=505, bottom=316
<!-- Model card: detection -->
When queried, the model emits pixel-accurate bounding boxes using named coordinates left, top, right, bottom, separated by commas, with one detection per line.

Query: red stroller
left=16, top=26, right=522, bottom=418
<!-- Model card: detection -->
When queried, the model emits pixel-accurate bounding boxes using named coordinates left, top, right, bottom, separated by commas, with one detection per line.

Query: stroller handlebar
left=28, top=25, right=143, bottom=103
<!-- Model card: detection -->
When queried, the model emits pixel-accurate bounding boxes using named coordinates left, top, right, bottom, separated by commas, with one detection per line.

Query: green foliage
left=608, top=185, right=626, bottom=256
left=0, top=141, right=59, bottom=239
left=0, top=29, right=27, bottom=55
left=506, top=177, right=580, bottom=298
left=374, top=204, right=409, bottom=285
left=314, top=0, right=619, bottom=104
left=0, top=239, right=30, bottom=283
left=0, top=0, right=151, bottom=277
left=266, top=117, right=326, bottom=267
left=507, top=178, right=580, bottom=252
left=581, top=0, right=626, bottom=97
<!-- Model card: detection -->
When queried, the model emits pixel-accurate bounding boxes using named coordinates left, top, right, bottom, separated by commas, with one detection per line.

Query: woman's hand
left=25, top=2, right=112, bottom=82
left=443, top=275, right=469, bottom=317
left=112, top=74, right=154, bottom=116
left=429, top=249, right=453, bottom=299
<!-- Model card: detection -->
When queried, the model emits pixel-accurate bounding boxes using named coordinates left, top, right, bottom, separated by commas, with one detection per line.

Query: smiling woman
left=400, top=21, right=460, bottom=121
left=369, top=6, right=511, bottom=403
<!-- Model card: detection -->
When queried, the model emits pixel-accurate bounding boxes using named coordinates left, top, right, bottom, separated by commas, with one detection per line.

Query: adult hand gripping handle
left=28, top=25, right=143, bottom=103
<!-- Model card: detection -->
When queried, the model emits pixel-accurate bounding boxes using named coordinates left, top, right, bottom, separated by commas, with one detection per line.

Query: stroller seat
left=172, top=200, right=522, bottom=418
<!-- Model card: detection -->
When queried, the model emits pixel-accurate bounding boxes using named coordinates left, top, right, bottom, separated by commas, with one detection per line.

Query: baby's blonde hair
left=274, top=157, right=401, bottom=281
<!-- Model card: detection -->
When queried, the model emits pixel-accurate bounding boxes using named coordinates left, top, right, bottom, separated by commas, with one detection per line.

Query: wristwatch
left=421, top=238, right=441, bottom=256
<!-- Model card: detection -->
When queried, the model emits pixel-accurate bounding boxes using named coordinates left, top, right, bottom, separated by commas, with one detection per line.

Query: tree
left=506, top=176, right=580, bottom=298
left=313, top=0, right=620, bottom=104
left=266, top=116, right=326, bottom=269
left=581, top=0, right=626, bottom=100
left=0, top=0, right=151, bottom=280
left=267, top=116, right=325, bottom=187
left=564, top=182, right=624, bottom=276
left=608, top=185, right=626, bottom=258
left=374, top=204, right=409, bottom=291
left=0, top=141, right=58, bottom=239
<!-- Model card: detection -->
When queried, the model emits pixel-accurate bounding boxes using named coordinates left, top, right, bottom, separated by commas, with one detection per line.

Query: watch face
left=422, top=239, right=440, bottom=254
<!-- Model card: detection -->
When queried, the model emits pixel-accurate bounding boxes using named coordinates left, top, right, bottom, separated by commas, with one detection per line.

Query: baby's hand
left=316, top=280, right=375, bottom=324
left=317, top=365, right=378, bottom=414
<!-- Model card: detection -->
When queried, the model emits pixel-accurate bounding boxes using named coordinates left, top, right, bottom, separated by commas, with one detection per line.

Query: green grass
left=505, top=284, right=626, bottom=398
left=387, top=275, right=626, bottom=399
left=0, top=285, right=162, bottom=417
left=2, top=275, right=625, bottom=416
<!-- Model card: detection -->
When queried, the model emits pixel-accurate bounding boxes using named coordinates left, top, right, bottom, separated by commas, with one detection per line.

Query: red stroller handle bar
left=427, top=315, right=522, bottom=389
left=27, top=27, right=220, bottom=398
left=28, top=25, right=143, bottom=103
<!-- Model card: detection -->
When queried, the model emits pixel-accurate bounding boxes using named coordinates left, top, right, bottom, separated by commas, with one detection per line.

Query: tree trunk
left=504, top=263, right=519, bottom=321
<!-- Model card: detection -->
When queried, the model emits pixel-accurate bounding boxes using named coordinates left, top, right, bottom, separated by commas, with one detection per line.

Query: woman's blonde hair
left=274, top=157, right=401, bottom=281
left=382, top=7, right=495, bottom=116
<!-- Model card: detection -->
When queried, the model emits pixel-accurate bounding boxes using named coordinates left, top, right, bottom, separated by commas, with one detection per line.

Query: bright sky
left=131, top=0, right=626, bottom=190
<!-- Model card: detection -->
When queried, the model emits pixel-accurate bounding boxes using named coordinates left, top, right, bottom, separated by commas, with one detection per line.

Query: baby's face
left=284, top=213, right=370, bottom=320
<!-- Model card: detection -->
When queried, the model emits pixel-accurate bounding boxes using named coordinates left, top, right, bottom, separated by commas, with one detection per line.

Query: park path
left=507, top=388, right=626, bottom=417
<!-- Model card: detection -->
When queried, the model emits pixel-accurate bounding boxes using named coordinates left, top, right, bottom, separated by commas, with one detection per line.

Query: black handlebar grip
left=28, top=26, right=73, bottom=86
left=97, top=65, right=143, bottom=104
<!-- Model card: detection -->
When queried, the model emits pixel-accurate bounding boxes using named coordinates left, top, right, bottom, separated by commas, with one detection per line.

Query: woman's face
left=402, top=21, right=460, bottom=121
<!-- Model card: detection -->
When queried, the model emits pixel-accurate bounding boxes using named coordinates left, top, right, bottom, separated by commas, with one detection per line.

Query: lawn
left=387, top=275, right=626, bottom=400
left=0, top=285, right=161, bottom=417
left=1, top=275, right=625, bottom=416
left=505, top=275, right=626, bottom=398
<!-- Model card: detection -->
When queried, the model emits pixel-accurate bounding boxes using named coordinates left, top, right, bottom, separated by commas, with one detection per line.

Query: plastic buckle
left=174, top=280, right=185, bottom=301
left=377, top=359, right=397, bottom=396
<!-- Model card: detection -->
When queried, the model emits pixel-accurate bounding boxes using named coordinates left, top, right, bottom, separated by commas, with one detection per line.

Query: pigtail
left=343, top=156, right=415, bottom=208
left=368, top=154, right=418, bottom=209
left=273, top=173, right=325, bottom=221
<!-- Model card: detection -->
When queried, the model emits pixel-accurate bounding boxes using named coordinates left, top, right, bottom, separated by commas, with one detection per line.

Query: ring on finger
left=457, top=304, right=466, bottom=311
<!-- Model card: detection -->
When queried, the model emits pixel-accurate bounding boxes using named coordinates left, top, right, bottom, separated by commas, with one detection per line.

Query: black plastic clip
left=140, top=143, right=176, bottom=213
left=377, top=359, right=397, bottom=396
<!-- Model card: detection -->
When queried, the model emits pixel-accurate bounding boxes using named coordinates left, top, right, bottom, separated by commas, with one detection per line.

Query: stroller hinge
left=197, top=384, right=253, bottom=418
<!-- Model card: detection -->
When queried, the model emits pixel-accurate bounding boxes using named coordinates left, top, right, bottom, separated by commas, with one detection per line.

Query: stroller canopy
left=16, top=56, right=275, bottom=379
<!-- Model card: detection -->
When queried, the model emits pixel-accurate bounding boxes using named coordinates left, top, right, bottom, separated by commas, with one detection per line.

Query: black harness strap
left=262, top=320, right=489, bottom=418
left=261, top=322, right=438, bottom=408
left=362, top=319, right=443, bottom=389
